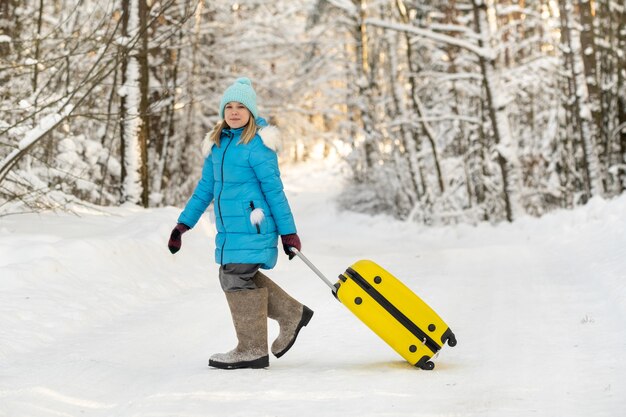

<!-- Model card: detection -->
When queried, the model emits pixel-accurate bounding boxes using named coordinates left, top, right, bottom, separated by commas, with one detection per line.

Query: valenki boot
left=252, top=272, right=314, bottom=358
left=209, top=287, right=269, bottom=369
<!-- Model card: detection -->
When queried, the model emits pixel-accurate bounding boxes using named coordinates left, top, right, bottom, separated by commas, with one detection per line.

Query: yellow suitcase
left=335, top=260, right=456, bottom=369
left=292, top=250, right=456, bottom=370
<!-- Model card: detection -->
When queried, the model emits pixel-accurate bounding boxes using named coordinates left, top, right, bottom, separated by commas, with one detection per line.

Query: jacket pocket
left=244, top=200, right=277, bottom=234
left=244, top=201, right=262, bottom=234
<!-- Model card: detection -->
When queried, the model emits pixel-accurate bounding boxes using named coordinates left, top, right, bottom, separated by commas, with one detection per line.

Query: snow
left=0, top=105, right=74, bottom=180
left=366, top=18, right=497, bottom=60
left=324, top=0, right=357, bottom=17
left=1, top=158, right=625, bottom=416
left=22, top=111, right=71, bottom=148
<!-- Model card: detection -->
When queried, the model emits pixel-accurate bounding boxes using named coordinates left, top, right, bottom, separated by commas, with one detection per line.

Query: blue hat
left=219, top=77, right=258, bottom=120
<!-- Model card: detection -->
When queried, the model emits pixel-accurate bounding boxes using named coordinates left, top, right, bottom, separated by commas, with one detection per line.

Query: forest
left=1, top=0, right=624, bottom=225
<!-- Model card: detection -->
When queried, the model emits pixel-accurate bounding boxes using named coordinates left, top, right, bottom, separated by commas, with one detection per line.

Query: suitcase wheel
left=415, top=356, right=435, bottom=370
left=423, top=361, right=435, bottom=370
left=441, top=328, right=457, bottom=347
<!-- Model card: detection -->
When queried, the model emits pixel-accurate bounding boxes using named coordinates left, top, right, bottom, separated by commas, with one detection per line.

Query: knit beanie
left=219, top=77, right=258, bottom=120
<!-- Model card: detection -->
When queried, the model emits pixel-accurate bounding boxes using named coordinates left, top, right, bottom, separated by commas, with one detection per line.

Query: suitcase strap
left=344, top=268, right=441, bottom=353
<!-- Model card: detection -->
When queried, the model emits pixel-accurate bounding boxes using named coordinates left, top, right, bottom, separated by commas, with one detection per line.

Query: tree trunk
left=175, top=0, right=206, bottom=200
left=577, top=0, right=605, bottom=194
left=152, top=32, right=182, bottom=202
left=119, top=0, right=149, bottom=206
left=472, top=0, right=522, bottom=222
left=385, top=28, right=419, bottom=208
left=33, top=0, right=44, bottom=96
left=617, top=0, right=626, bottom=191
left=355, top=0, right=376, bottom=172
left=351, top=0, right=378, bottom=176
left=382, top=28, right=419, bottom=216
left=395, top=0, right=444, bottom=196
left=558, top=0, right=603, bottom=200
left=137, top=0, right=150, bottom=207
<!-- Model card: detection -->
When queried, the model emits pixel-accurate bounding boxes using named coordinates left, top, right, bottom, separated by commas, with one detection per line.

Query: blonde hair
left=209, top=117, right=258, bottom=147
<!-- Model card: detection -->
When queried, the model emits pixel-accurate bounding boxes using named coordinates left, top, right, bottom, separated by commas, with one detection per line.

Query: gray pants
left=219, top=263, right=261, bottom=292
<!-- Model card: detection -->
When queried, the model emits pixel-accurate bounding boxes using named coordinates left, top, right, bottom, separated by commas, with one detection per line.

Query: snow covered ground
left=1, top=158, right=625, bottom=417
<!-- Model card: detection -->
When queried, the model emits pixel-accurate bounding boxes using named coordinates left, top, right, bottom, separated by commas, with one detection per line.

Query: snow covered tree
left=0, top=1, right=122, bottom=212
left=593, top=0, right=626, bottom=195
left=1, top=0, right=624, bottom=225
left=119, top=0, right=149, bottom=206
left=558, top=0, right=606, bottom=202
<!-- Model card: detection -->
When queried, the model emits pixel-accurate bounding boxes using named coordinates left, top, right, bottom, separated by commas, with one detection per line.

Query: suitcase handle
left=289, top=248, right=336, bottom=291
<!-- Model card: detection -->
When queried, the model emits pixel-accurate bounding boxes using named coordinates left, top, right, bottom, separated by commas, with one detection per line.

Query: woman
left=167, top=77, right=313, bottom=369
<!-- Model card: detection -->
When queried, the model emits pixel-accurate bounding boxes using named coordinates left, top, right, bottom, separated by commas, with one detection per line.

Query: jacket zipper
left=249, top=201, right=261, bottom=234
left=218, top=132, right=233, bottom=264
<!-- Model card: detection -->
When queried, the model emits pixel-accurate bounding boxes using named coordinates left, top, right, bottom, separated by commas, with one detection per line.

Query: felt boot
left=209, top=287, right=269, bottom=369
left=253, top=271, right=314, bottom=358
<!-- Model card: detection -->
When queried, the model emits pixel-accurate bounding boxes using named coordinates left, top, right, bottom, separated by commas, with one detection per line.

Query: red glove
left=168, top=223, right=190, bottom=254
left=281, top=233, right=301, bottom=260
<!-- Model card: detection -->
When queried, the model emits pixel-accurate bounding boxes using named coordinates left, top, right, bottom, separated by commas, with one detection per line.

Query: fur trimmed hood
left=258, top=125, right=281, bottom=153
left=202, top=125, right=281, bottom=156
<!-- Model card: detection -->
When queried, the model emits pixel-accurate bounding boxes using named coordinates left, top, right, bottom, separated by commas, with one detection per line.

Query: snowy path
left=1, top=160, right=625, bottom=416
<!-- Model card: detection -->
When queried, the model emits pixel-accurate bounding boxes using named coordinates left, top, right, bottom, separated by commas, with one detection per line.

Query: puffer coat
left=178, top=118, right=296, bottom=269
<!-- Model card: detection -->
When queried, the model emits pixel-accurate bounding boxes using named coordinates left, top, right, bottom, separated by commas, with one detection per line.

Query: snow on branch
left=365, top=18, right=496, bottom=61
left=0, top=102, right=74, bottom=183
left=324, top=0, right=358, bottom=17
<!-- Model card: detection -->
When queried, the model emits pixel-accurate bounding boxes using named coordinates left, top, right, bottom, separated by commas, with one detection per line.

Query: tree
left=0, top=1, right=121, bottom=212
left=119, top=0, right=149, bottom=206
left=2, top=0, right=625, bottom=225
left=471, top=0, right=523, bottom=221
left=558, top=0, right=604, bottom=201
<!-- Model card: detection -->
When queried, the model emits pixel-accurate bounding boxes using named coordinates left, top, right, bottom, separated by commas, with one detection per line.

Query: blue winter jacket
left=178, top=119, right=296, bottom=269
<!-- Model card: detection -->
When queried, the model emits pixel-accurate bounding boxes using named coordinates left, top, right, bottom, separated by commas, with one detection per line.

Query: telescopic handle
left=289, top=248, right=336, bottom=291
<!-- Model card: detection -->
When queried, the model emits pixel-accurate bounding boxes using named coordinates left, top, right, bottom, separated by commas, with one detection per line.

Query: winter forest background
left=1, top=0, right=625, bottom=225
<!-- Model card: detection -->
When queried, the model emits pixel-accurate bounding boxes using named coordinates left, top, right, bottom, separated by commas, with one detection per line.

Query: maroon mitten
left=280, top=233, right=301, bottom=260
left=168, top=223, right=190, bottom=254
